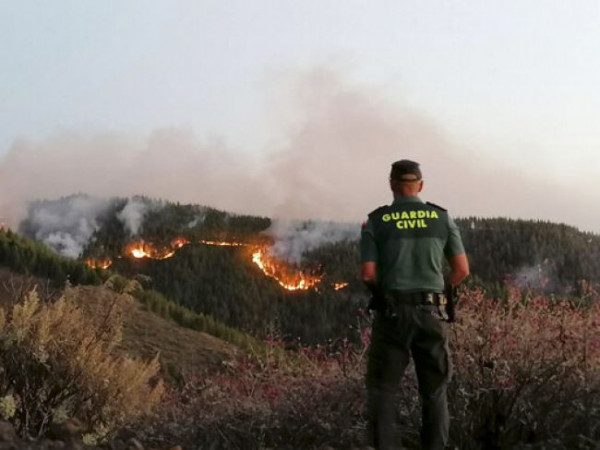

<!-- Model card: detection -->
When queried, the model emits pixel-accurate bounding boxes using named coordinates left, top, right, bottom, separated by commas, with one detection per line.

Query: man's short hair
left=390, top=160, right=422, bottom=182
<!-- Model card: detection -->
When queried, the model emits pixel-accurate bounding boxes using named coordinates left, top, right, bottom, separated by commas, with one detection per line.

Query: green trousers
left=366, top=305, right=452, bottom=450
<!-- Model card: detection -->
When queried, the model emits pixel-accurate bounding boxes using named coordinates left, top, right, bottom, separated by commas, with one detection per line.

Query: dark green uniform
left=361, top=195, right=465, bottom=450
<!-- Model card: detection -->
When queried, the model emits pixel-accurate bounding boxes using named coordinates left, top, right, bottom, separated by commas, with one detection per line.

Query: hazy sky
left=1, top=1, right=599, bottom=231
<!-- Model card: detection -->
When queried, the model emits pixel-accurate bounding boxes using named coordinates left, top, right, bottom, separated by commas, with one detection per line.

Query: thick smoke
left=268, top=219, right=360, bottom=263
left=1, top=68, right=598, bottom=233
left=18, top=195, right=170, bottom=257
left=19, top=196, right=111, bottom=258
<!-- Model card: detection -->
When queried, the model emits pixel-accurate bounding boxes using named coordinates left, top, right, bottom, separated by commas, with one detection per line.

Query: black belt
left=385, top=290, right=446, bottom=306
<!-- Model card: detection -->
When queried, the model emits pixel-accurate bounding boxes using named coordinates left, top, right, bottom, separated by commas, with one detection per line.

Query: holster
left=367, top=284, right=385, bottom=313
left=444, top=284, right=458, bottom=323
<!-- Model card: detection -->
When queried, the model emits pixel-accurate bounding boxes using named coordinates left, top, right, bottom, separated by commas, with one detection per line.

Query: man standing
left=360, top=160, right=469, bottom=450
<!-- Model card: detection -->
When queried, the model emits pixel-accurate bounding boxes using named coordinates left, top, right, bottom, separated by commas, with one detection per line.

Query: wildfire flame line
left=84, top=237, right=349, bottom=292
left=251, top=249, right=321, bottom=291
left=84, top=258, right=112, bottom=270
left=198, top=240, right=247, bottom=247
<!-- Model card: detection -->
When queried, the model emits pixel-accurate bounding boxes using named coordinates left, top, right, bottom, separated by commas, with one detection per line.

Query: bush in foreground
left=139, top=287, right=598, bottom=449
left=448, top=286, right=599, bottom=448
left=0, top=288, right=164, bottom=441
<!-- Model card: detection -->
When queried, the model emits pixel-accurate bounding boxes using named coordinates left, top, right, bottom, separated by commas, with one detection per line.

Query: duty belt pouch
left=422, top=293, right=450, bottom=322
left=434, top=295, right=450, bottom=322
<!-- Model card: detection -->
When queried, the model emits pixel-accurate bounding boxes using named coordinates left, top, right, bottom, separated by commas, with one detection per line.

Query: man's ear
left=418, top=181, right=424, bottom=192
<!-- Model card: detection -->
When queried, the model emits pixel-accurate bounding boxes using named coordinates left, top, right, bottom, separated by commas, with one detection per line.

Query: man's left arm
left=361, top=218, right=384, bottom=311
left=360, top=218, right=377, bottom=284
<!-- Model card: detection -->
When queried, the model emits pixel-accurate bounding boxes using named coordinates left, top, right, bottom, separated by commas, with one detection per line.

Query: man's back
left=361, top=196, right=464, bottom=294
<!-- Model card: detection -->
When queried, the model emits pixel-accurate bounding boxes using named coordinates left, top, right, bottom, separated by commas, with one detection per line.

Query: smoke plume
left=117, top=197, right=159, bottom=236
left=19, top=196, right=111, bottom=258
left=1, top=67, right=598, bottom=233
left=267, top=219, right=359, bottom=263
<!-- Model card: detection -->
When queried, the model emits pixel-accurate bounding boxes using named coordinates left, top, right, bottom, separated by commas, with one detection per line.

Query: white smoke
left=22, top=195, right=111, bottom=258
left=267, top=219, right=360, bottom=263
left=117, top=197, right=158, bottom=236
left=513, top=259, right=555, bottom=291
left=187, top=209, right=207, bottom=228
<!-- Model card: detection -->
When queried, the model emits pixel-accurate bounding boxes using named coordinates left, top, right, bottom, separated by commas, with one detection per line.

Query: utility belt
left=382, top=290, right=449, bottom=320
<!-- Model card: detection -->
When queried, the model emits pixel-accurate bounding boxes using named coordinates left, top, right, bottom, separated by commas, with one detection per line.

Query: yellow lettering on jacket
left=384, top=208, right=439, bottom=228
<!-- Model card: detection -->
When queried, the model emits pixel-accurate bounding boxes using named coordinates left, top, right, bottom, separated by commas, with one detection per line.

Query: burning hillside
left=84, top=237, right=348, bottom=292
left=127, top=237, right=190, bottom=260
left=251, top=249, right=322, bottom=291
left=84, top=257, right=112, bottom=270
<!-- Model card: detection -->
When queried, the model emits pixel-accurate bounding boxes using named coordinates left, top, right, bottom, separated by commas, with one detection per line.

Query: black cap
left=390, top=159, right=422, bottom=181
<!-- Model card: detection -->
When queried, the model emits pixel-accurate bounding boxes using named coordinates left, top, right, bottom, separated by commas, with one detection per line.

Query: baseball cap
left=390, top=159, right=422, bottom=181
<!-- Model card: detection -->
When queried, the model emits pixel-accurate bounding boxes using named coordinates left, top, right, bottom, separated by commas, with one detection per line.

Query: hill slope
left=12, top=195, right=600, bottom=344
left=0, top=267, right=237, bottom=377
left=68, top=285, right=236, bottom=377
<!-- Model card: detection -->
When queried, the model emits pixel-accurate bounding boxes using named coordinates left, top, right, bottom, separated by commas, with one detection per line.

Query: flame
left=85, top=258, right=113, bottom=270
left=199, top=240, right=247, bottom=247
left=99, top=236, right=345, bottom=292
left=128, top=242, right=176, bottom=260
left=172, top=237, right=190, bottom=248
left=252, top=249, right=322, bottom=291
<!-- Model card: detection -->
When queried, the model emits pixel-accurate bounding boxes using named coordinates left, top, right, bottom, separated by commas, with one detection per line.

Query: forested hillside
left=3, top=196, right=600, bottom=448
left=457, top=217, right=600, bottom=295
left=10, top=195, right=600, bottom=344
left=0, top=227, right=101, bottom=286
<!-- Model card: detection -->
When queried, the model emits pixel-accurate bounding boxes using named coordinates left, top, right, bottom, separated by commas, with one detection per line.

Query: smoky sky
left=0, top=68, right=597, bottom=233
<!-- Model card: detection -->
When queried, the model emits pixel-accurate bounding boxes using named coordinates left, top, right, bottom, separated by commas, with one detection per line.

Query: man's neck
left=393, top=193, right=420, bottom=203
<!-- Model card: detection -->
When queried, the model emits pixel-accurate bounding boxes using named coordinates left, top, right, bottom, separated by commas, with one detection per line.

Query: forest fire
left=84, top=236, right=346, bottom=291
left=84, top=258, right=113, bottom=270
left=251, top=249, right=322, bottom=291
left=129, top=237, right=190, bottom=259
left=128, top=242, right=176, bottom=260
left=172, top=237, right=190, bottom=248
left=198, top=240, right=248, bottom=247
left=334, top=282, right=349, bottom=291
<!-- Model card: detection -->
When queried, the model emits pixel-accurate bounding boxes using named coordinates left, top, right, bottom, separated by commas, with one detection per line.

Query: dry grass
left=69, top=285, right=237, bottom=379
left=0, top=287, right=164, bottom=440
